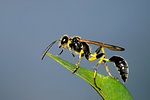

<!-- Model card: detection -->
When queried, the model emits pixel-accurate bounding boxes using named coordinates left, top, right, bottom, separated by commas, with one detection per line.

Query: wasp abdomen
left=109, top=56, right=128, bottom=82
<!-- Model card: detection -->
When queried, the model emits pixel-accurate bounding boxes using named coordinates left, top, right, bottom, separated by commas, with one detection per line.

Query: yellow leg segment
left=103, top=61, right=113, bottom=77
left=73, top=49, right=84, bottom=73
left=62, top=45, right=66, bottom=50
left=57, top=45, right=66, bottom=56
left=93, top=53, right=105, bottom=79
left=103, top=61, right=118, bottom=80
left=88, top=55, right=97, bottom=61
left=87, top=47, right=117, bottom=90
left=76, top=49, right=84, bottom=66
left=93, top=47, right=105, bottom=91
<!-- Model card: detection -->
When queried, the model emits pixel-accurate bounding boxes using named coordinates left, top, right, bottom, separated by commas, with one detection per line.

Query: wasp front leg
left=57, top=44, right=66, bottom=56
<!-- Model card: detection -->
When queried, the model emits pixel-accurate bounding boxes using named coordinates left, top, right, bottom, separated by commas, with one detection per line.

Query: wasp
left=41, top=35, right=128, bottom=90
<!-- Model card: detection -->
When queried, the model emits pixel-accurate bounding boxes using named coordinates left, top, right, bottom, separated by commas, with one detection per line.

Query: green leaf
left=46, top=53, right=133, bottom=100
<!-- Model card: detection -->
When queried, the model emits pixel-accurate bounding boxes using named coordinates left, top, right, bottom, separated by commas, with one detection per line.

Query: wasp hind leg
left=94, top=47, right=118, bottom=82
left=72, top=49, right=84, bottom=74
left=93, top=51, right=105, bottom=91
left=94, top=47, right=118, bottom=77
left=89, top=47, right=117, bottom=91
left=88, top=46, right=105, bottom=91
left=103, top=60, right=118, bottom=80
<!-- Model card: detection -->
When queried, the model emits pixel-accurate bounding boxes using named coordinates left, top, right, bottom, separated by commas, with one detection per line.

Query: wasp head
left=59, top=35, right=69, bottom=48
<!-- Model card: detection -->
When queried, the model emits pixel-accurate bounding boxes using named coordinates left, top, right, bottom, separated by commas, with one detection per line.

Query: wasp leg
left=57, top=45, right=66, bottom=56
left=95, top=46, right=102, bottom=54
left=88, top=46, right=102, bottom=61
left=57, top=49, right=64, bottom=56
left=103, top=60, right=118, bottom=80
left=72, top=49, right=84, bottom=74
left=70, top=50, right=75, bottom=58
left=88, top=47, right=119, bottom=90
left=93, top=50, right=105, bottom=91
left=87, top=47, right=105, bottom=91
left=66, top=42, right=75, bottom=58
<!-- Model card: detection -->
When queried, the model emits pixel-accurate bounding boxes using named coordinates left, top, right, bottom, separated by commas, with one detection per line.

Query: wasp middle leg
left=72, top=49, right=84, bottom=74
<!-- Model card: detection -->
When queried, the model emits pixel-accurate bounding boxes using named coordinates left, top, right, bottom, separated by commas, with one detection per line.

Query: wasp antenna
left=41, top=40, right=59, bottom=60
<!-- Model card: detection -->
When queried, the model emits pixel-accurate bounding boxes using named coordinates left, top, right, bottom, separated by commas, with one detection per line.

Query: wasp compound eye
left=109, top=56, right=128, bottom=82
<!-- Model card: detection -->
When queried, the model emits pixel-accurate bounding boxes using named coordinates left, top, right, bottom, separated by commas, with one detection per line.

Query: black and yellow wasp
left=41, top=35, right=128, bottom=90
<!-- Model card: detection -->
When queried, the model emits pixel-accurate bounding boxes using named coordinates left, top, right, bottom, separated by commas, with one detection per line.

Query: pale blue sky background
left=0, top=0, right=150, bottom=100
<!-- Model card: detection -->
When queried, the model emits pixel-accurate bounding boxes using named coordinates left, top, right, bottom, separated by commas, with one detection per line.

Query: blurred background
left=0, top=0, right=150, bottom=100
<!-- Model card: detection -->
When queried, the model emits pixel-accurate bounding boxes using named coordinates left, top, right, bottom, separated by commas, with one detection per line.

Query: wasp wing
left=79, top=39, right=125, bottom=51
